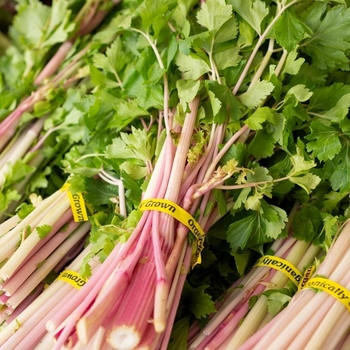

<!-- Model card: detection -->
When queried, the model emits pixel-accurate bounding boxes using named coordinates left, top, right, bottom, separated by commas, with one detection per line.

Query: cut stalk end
left=107, top=325, right=141, bottom=350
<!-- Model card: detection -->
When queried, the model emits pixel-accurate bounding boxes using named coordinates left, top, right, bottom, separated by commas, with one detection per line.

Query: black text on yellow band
left=303, top=277, right=350, bottom=312
left=139, top=198, right=205, bottom=267
left=254, top=255, right=303, bottom=287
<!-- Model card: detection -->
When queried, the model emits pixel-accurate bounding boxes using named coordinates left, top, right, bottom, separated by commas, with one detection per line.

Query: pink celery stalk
left=2, top=220, right=79, bottom=296
left=6, top=222, right=90, bottom=310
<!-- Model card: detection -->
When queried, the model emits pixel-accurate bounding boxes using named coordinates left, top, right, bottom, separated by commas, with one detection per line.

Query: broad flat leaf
left=301, top=3, right=350, bottom=69
left=215, top=15, right=239, bottom=43
left=213, top=46, right=242, bottom=70
left=181, top=282, right=216, bottom=319
left=175, top=52, right=211, bottom=80
left=83, top=178, right=119, bottom=206
left=287, top=153, right=317, bottom=177
left=196, top=0, right=232, bottom=32
left=281, top=50, right=305, bottom=76
left=228, top=0, right=269, bottom=35
left=177, top=79, right=201, bottom=105
left=16, top=203, right=35, bottom=219
left=292, top=205, right=323, bottom=242
left=285, top=85, right=313, bottom=105
left=120, top=162, right=148, bottom=180
left=93, top=37, right=129, bottom=78
left=227, top=213, right=256, bottom=252
left=206, top=81, right=243, bottom=123
left=238, top=81, right=274, bottom=109
left=248, top=130, right=275, bottom=158
left=319, top=93, right=350, bottom=122
left=138, top=0, right=171, bottom=38
left=13, top=1, right=50, bottom=46
left=208, top=90, right=222, bottom=118
left=275, top=8, right=305, bottom=52
left=36, top=224, right=52, bottom=239
left=306, top=121, right=342, bottom=161
left=289, top=173, right=321, bottom=194
left=245, top=107, right=277, bottom=130
left=308, top=83, right=350, bottom=111
left=168, top=317, right=190, bottom=350
left=328, top=145, right=350, bottom=192
left=231, top=250, right=251, bottom=275
left=266, top=292, right=292, bottom=315
left=0, top=190, right=21, bottom=211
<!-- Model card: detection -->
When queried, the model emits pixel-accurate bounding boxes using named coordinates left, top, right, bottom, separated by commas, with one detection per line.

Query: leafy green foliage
left=301, top=3, right=350, bottom=69
left=180, top=281, right=216, bottom=319
left=275, top=8, right=305, bottom=52
left=196, top=0, right=232, bottom=32
left=228, top=0, right=269, bottom=35
left=168, top=317, right=190, bottom=350
left=36, top=224, right=52, bottom=239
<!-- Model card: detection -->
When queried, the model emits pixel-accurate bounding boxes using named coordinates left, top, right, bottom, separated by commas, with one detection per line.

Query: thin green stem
left=232, top=0, right=300, bottom=95
left=131, top=29, right=171, bottom=133
left=214, top=176, right=290, bottom=190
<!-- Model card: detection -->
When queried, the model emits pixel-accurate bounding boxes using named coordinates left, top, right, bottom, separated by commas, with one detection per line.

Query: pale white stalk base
left=107, top=326, right=141, bottom=350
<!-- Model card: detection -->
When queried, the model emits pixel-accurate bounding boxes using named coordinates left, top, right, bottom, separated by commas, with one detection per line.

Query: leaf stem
left=232, top=0, right=299, bottom=95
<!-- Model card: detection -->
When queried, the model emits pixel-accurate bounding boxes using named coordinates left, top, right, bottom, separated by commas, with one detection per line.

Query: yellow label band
left=66, top=191, right=89, bottom=222
left=303, top=277, right=350, bottom=312
left=254, top=255, right=302, bottom=287
left=61, top=184, right=88, bottom=222
left=139, top=198, right=205, bottom=267
left=57, top=270, right=88, bottom=289
left=298, top=265, right=316, bottom=291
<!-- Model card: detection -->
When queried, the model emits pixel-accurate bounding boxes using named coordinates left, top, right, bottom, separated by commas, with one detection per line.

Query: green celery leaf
left=238, top=81, right=274, bottom=109
left=306, top=121, right=342, bottom=161
left=6, top=160, right=36, bottom=185
left=120, top=162, right=148, bottom=180
left=196, top=0, right=232, bottom=32
left=208, top=90, right=222, bottom=118
left=227, top=213, right=256, bottom=252
left=285, top=85, right=313, bottom=105
left=264, top=290, right=292, bottom=315
left=177, top=79, right=201, bottom=109
left=36, top=224, right=52, bottom=239
left=319, top=94, right=350, bottom=123
left=206, top=81, right=243, bottom=123
left=213, top=46, right=242, bottom=71
left=0, top=190, right=21, bottom=211
left=308, top=83, right=350, bottom=111
left=168, top=317, right=190, bottom=350
left=228, top=202, right=287, bottom=252
left=83, top=178, right=120, bottom=207
left=228, top=0, right=269, bottom=35
left=16, top=203, right=35, bottom=220
left=245, top=107, right=277, bottom=131
left=93, top=37, right=130, bottom=81
left=289, top=173, right=321, bottom=194
left=231, top=250, right=251, bottom=275
left=181, top=281, right=216, bottom=319
left=274, top=8, right=305, bottom=52
left=213, top=189, right=227, bottom=216
left=287, top=153, right=317, bottom=177
left=301, top=4, right=350, bottom=69
left=248, top=130, right=275, bottom=158
left=175, top=51, right=211, bottom=80
left=292, top=205, right=323, bottom=242
left=281, top=50, right=305, bottom=76
left=215, top=15, right=239, bottom=43
left=138, top=0, right=172, bottom=39
left=327, top=145, right=350, bottom=192
left=13, top=1, right=50, bottom=47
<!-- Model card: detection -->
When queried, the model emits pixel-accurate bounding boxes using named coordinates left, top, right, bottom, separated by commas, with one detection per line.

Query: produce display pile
left=1, top=0, right=350, bottom=349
